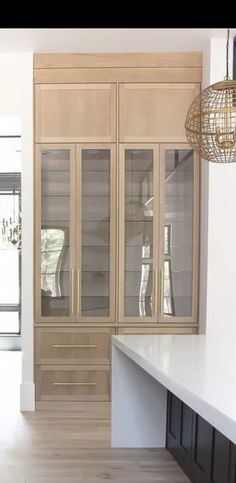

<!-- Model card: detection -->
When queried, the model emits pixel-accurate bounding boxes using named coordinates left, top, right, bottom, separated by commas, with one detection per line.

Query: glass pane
left=0, top=312, right=19, bottom=333
left=81, top=149, right=110, bottom=316
left=164, top=149, right=194, bottom=317
left=124, top=149, right=154, bottom=317
left=0, top=134, right=21, bottom=335
left=0, top=137, right=21, bottom=172
left=0, top=195, right=20, bottom=304
left=41, top=150, right=70, bottom=317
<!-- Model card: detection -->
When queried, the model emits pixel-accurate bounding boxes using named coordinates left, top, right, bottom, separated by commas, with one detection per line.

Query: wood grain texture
left=36, top=327, right=114, bottom=365
left=35, top=401, right=111, bottom=418
left=119, top=83, right=200, bottom=143
left=0, top=411, right=190, bottom=482
left=36, top=364, right=110, bottom=401
left=34, top=52, right=202, bottom=68
left=35, top=84, right=116, bottom=143
left=117, top=327, right=198, bottom=334
left=34, top=67, right=202, bottom=84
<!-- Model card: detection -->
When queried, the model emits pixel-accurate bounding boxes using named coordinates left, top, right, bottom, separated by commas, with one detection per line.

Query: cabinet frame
left=159, top=144, right=200, bottom=324
left=119, top=83, right=200, bottom=143
left=118, top=144, right=160, bottom=323
left=35, top=143, right=76, bottom=323
left=35, top=83, right=117, bottom=143
left=76, top=144, right=116, bottom=323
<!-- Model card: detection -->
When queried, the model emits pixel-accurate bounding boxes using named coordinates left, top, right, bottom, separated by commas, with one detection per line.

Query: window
left=0, top=136, right=21, bottom=334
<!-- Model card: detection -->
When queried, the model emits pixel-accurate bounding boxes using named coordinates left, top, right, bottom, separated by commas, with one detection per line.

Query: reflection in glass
left=81, top=149, right=110, bottom=316
left=164, top=149, right=194, bottom=317
left=41, top=227, right=67, bottom=297
left=164, top=259, right=174, bottom=315
left=40, top=150, right=70, bottom=317
left=124, top=150, right=154, bottom=317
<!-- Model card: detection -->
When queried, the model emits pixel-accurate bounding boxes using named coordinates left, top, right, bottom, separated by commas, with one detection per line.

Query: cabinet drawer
left=36, top=328, right=114, bottom=365
left=36, top=365, right=110, bottom=401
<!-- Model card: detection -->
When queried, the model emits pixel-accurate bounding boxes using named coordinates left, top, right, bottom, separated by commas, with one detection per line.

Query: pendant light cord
left=226, top=28, right=230, bottom=80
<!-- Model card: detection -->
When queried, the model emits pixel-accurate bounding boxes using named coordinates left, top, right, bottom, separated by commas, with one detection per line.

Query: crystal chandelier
left=185, top=29, right=236, bottom=163
left=1, top=184, right=21, bottom=250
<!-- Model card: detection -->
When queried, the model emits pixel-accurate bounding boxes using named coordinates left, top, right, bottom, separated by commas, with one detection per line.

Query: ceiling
left=0, top=28, right=235, bottom=53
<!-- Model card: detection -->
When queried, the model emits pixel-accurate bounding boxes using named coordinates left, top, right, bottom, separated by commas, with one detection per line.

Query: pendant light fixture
left=185, top=29, right=236, bottom=163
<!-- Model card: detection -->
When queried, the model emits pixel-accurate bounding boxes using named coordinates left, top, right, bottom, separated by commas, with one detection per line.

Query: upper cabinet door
left=119, top=83, right=200, bottom=143
left=35, top=145, right=76, bottom=323
left=35, top=84, right=116, bottom=143
left=76, top=145, right=116, bottom=323
left=159, top=145, right=199, bottom=323
left=118, top=145, right=159, bottom=323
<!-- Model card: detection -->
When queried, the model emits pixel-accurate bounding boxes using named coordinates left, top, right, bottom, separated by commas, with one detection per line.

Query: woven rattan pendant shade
left=185, top=30, right=236, bottom=163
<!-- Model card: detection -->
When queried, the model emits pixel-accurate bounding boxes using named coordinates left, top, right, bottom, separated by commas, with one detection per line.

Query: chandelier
left=1, top=184, right=21, bottom=250
left=185, top=29, right=236, bottom=163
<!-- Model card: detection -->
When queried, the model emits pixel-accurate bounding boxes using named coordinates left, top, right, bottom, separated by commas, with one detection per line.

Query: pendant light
left=185, top=29, right=236, bottom=163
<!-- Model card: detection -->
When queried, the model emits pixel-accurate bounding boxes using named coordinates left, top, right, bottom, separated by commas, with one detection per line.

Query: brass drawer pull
left=154, top=268, right=158, bottom=315
left=160, top=267, right=164, bottom=315
left=52, top=344, right=98, bottom=349
left=77, top=267, right=80, bottom=315
left=53, top=382, right=97, bottom=386
left=71, top=268, right=75, bottom=315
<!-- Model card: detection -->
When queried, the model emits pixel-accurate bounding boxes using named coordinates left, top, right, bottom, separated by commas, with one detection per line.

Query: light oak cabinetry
left=119, top=83, right=199, bottom=142
left=118, top=144, right=199, bottom=323
left=36, top=328, right=112, bottom=365
left=35, top=83, right=116, bottom=143
left=34, top=53, right=202, bottom=410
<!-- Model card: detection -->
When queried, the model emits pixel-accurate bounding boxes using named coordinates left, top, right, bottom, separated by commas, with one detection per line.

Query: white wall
left=0, top=53, right=34, bottom=410
left=200, top=39, right=236, bottom=335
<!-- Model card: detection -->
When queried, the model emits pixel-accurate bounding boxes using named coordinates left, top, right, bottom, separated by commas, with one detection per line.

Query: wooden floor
left=0, top=352, right=190, bottom=483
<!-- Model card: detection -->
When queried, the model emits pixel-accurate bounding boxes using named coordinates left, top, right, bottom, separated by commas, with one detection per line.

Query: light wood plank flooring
left=0, top=352, right=190, bottom=482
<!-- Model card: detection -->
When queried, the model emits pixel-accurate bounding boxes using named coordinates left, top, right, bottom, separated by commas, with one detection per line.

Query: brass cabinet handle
left=153, top=268, right=158, bottom=316
left=52, top=344, right=98, bottom=349
left=160, top=267, right=164, bottom=315
left=53, top=382, right=97, bottom=386
left=77, top=268, right=80, bottom=315
left=71, top=268, right=75, bottom=315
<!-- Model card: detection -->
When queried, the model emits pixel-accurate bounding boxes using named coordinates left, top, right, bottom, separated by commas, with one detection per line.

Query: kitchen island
left=111, top=334, right=236, bottom=482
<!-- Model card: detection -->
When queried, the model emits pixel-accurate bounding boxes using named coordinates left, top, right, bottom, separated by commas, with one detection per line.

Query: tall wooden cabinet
left=34, top=53, right=202, bottom=411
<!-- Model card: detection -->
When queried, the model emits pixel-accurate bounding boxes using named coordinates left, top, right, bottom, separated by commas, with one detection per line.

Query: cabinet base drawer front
left=36, top=365, right=110, bottom=401
left=35, top=401, right=111, bottom=419
left=117, top=327, right=198, bottom=335
left=36, top=328, right=114, bottom=364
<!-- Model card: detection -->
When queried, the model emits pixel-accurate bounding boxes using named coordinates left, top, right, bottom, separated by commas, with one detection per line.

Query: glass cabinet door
left=119, top=146, right=159, bottom=322
left=77, top=145, right=116, bottom=322
left=35, top=145, right=75, bottom=322
left=160, top=145, right=199, bottom=322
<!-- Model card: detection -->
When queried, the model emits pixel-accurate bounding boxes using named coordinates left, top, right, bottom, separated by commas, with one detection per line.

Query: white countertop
left=112, top=334, right=236, bottom=444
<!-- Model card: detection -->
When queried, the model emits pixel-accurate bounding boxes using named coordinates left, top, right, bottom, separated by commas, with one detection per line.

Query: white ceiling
left=0, top=28, right=235, bottom=53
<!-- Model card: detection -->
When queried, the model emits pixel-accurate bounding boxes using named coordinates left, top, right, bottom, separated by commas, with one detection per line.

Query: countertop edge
left=112, top=335, right=236, bottom=444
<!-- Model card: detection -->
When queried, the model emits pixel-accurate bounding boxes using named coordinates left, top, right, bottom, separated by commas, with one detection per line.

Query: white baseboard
left=20, top=382, right=35, bottom=411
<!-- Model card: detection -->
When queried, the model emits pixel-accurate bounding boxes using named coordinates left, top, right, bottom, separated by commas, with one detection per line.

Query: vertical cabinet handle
left=71, top=268, right=75, bottom=315
left=154, top=268, right=158, bottom=315
left=77, top=268, right=80, bottom=315
left=160, top=267, right=164, bottom=315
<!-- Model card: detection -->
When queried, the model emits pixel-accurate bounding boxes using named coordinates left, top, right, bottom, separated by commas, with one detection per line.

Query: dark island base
left=166, top=391, right=236, bottom=483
